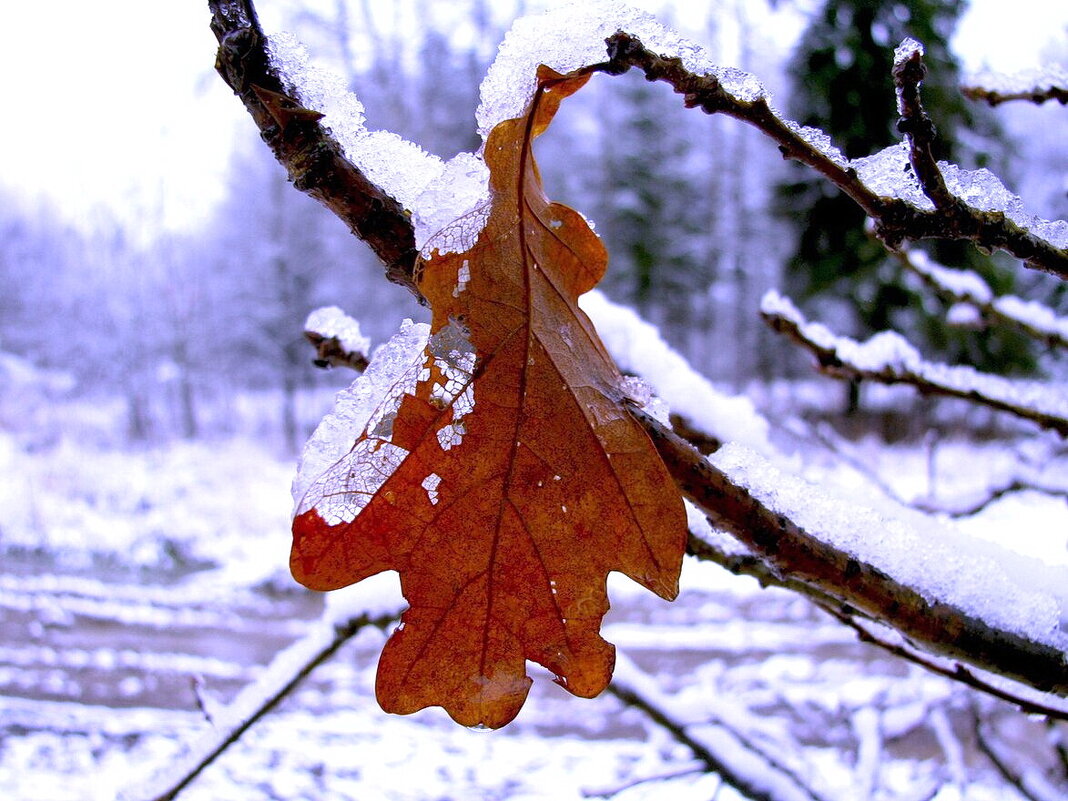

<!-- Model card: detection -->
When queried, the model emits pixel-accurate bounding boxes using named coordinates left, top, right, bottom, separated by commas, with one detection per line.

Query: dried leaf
left=292, top=66, right=685, bottom=728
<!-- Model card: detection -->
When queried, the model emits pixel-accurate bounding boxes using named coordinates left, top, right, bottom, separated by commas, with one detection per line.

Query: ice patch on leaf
left=414, top=153, right=492, bottom=255
left=422, top=473, right=442, bottom=506
left=292, top=319, right=430, bottom=519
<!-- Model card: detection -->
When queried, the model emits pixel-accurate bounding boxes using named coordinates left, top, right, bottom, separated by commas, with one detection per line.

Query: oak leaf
left=291, top=66, right=686, bottom=728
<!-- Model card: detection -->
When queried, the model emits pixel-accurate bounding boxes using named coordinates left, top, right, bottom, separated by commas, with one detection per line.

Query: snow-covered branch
left=303, top=306, right=372, bottom=371
left=963, top=66, right=1068, bottom=107
left=628, top=403, right=1068, bottom=701
left=609, top=653, right=830, bottom=801
left=892, top=39, right=955, bottom=211
left=121, top=598, right=399, bottom=801
left=591, top=32, right=1068, bottom=280
left=761, top=291, right=1068, bottom=437
left=208, top=0, right=421, bottom=295
left=900, top=248, right=1068, bottom=350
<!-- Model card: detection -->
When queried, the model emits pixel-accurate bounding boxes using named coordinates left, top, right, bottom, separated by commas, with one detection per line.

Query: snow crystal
left=476, top=0, right=763, bottom=139
left=581, top=290, right=771, bottom=452
left=847, top=142, right=1068, bottom=249
left=291, top=319, right=429, bottom=517
left=711, top=442, right=1068, bottom=651
left=413, top=153, right=491, bottom=256
left=265, top=31, right=488, bottom=252
left=783, top=120, right=848, bottom=168
left=893, top=37, right=924, bottom=70
left=304, top=306, right=371, bottom=357
left=851, top=142, right=934, bottom=210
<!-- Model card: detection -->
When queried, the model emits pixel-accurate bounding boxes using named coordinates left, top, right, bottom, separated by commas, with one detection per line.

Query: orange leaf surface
left=291, top=66, right=686, bottom=728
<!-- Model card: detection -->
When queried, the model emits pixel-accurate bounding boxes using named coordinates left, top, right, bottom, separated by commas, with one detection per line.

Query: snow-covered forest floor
left=3, top=383, right=1067, bottom=801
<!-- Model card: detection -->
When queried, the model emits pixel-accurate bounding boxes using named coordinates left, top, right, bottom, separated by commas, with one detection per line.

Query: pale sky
left=0, top=0, right=1064, bottom=239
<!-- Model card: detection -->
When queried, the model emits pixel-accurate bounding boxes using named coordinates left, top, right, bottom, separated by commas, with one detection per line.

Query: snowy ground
left=2, top=388, right=1067, bottom=801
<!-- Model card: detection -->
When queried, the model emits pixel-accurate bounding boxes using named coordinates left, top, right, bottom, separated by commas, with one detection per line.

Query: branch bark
left=208, top=0, right=421, bottom=296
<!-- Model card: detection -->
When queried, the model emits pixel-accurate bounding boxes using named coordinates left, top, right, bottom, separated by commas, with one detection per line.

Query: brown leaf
left=291, top=66, right=686, bottom=728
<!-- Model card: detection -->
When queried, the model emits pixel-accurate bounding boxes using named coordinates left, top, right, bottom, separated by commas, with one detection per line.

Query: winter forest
left=3, top=0, right=1068, bottom=799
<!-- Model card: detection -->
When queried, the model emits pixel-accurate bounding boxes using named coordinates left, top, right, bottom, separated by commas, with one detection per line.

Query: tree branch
left=122, top=608, right=398, bottom=801
left=892, top=40, right=955, bottom=211
left=211, top=0, right=1068, bottom=724
left=609, top=653, right=830, bottom=801
left=963, top=67, right=1068, bottom=107
left=761, top=292, right=1068, bottom=437
left=590, top=32, right=1068, bottom=280
left=898, top=247, right=1068, bottom=350
left=208, top=0, right=421, bottom=296
left=628, top=403, right=1068, bottom=699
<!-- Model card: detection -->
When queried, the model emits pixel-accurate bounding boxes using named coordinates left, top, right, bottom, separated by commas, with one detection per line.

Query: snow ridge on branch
left=963, top=65, right=1068, bottom=107
left=900, top=248, right=1068, bottom=350
left=761, top=291, right=1068, bottom=437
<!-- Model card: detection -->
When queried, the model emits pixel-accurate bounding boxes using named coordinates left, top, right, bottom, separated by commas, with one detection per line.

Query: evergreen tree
left=595, top=73, right=711, bottom=337
left=778, top=0, right=1035, bottom=376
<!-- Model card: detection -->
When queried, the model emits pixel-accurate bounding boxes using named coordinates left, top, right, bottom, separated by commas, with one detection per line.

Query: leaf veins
left=291, top=66, right=686, bottom=728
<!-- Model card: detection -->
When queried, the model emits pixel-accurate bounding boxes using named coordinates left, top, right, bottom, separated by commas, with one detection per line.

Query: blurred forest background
left=2, top=1, right=1068, bottom=799
left=2, top=0, right=1065, bottom=456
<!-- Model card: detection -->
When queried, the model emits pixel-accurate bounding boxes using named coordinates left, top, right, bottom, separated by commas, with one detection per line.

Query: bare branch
left=974, top=712, right=1067, bottom=801
left=893, top=41, right=955, bottom=210
left=761, top=292, right=1068, bottom=437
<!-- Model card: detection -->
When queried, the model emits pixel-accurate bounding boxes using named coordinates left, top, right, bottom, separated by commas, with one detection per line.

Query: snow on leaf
left=291, top=66, right=685, bottom=729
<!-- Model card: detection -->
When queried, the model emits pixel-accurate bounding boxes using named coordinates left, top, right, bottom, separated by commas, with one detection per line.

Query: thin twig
left=581, top=766, right=705, bottom=799
left=962, top=72, right=1068, bottom=107
left=609, top=654, right=829, bottom=801
left=893, top=43, right=955, bottom=210
left=823, top=609, right=1068, bottom=721
left=761, top=297, right=1068, bottom=437
left=124, top=610, right=397, bottom=801
left=973, top=711, right=1066, bottom=801
left=590, top=32, right=1068, bottom=279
